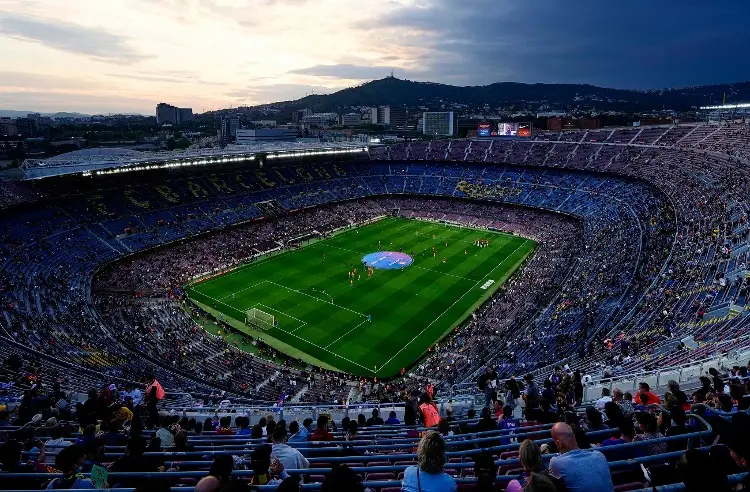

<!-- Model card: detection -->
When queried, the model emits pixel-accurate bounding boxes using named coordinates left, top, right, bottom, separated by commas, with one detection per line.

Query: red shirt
left=309, top=429, right=333, bottom=441
left=639, top=391, right=661, bottom=405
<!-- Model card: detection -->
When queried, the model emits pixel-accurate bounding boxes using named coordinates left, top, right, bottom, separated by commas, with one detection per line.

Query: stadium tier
left=2, top=122, right=750, bottom=490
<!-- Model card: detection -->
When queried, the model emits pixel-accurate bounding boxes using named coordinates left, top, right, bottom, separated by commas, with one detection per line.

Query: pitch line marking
left=378, top=239, right=532, bottom=373
left=218, top=280, right=269, bottom=300
left=253, top=303, right=308, bottom=333
left=195, top=292, right=374, bottom=374
left=323, top=318, right=370, bottom=349
left=263, top=280, right=368, bottom=318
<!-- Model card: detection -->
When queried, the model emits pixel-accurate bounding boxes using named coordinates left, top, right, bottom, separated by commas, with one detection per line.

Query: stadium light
left=699, top=103, right=750, bottom=110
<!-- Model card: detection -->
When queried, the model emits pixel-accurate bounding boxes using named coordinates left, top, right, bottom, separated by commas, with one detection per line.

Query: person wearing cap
left=45, top=445, right=96, bottom=490
left=250, top=444, right=289, bottom=485
left=271, top=424, right=309, bottom=471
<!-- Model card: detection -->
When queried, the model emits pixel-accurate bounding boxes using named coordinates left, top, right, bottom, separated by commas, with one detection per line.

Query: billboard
left=498, top=122, right=532, bottom=137
left=477, top=122, right=492, bottom=137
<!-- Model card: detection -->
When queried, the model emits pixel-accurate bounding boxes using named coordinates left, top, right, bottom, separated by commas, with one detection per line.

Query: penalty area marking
left=194, top=292, right=375, bottom=374
left=251, top=303, right=307, bottom=333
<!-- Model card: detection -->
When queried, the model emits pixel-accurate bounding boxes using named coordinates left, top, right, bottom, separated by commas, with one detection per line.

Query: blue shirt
left=385, top=417, right=400, bottom=425
left=549, top=449, right=614, bottom=492
left=498, top=418, right=519, bottom=445
left=402, top=466, right=456, bottom=492
left=288, top=427, right=310, bottom=443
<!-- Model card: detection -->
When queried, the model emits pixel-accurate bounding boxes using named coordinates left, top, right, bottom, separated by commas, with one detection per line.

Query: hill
left=259, top=77, right=750, bottom=113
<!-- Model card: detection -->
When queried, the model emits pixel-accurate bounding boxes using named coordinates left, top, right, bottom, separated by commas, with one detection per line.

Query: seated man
left=549, top=422, right=614, bottom=492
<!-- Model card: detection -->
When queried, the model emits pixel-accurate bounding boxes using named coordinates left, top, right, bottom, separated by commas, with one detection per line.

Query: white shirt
left=271, top=443, right=309, bottom=471
left=595, top=396, right=612, bottom=411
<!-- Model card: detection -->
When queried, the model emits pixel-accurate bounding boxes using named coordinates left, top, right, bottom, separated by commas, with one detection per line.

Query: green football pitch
left=187, top=216, right=535, bottom=378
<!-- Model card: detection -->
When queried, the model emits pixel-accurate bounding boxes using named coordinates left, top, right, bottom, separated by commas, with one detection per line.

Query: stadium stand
left=1, top=122, right=750, bottom=489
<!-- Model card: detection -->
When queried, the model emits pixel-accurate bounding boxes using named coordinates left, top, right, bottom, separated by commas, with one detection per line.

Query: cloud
left=289, top=64, right=404, bottom=80
left=358, top=0, right=750, bottom=89
left=227, top=83, right=332, bottom=104
left=0, top=13, right=148, bottom=63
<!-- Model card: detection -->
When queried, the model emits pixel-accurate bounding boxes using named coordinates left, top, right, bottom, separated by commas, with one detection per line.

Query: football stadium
left=3, top=122, right=750, bottom=490
left=187, top=216, right=535, bottom=377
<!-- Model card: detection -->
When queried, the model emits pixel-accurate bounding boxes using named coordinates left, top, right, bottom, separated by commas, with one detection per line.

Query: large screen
left=498, top=122, right=532, bottom=137
left=477, top=122, right=492, bottom=137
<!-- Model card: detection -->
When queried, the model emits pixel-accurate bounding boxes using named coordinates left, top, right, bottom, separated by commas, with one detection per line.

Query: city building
left=156, top=103, right=193, bottom=125
left=300, top=113, right=338, bottom=128
left=15, top=118, right=36, bottom=137
left=371, top=106, right=390, bottom=126
left=235, top=128, right=298, bottom=143
left=340, top=113, right=364, bottom=126
left=178, top=108, right=193, bottom=123
left=0, top=117, right=17, bottom=136
left=422, top=112, right=454, bottom=136
left=370, top=106, right=407, bottom=129
left=293, top=108, right=313, bottom=123
left=388, top=107, right=407, bottom=130
left=220, top=116, right=240, bottom=143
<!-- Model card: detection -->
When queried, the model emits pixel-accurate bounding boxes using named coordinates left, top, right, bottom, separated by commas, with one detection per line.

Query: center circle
left=362, top=251, right=414, bottom=270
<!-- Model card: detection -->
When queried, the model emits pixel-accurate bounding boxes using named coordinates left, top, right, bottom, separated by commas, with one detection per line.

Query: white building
left=422, top=112, right=454, bottom=136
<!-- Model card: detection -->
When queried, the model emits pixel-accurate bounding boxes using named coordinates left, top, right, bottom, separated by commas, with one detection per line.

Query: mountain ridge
left=255, top=77, right=750, bottom=113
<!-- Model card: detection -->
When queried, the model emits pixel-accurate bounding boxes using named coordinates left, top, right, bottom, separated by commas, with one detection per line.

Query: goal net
left=246, top=308, right=276, bottom=331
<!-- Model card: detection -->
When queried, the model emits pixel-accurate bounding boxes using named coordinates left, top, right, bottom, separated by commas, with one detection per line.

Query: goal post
left=245, top=307, right=276, bottom=331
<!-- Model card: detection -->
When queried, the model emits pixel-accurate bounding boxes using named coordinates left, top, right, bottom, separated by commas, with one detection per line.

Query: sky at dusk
left=1, top=0, right=748, bottom=115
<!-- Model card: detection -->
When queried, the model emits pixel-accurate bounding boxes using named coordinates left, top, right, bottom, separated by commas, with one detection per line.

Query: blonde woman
left=401, top=431, right=456, bottom=491
left=506, top=439, right=557, bottom=492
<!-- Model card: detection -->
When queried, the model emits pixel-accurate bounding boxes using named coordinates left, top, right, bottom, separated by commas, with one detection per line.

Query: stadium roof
left=21, top=142, right=367, bottom=180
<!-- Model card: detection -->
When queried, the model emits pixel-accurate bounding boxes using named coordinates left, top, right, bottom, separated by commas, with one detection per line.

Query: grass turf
left=187, top=216, right=535, bottom=378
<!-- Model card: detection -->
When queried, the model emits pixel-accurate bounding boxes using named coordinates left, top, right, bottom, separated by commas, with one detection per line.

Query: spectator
left=108, top=436, right=162, bottom=488
left=320, top=463, right=369, bottom=492
left=271, top=425, right=309, bottom=471
left=603, top=401, right=624, bottom=429
left=45, top=445, right=95, bottom=490
left=437, top=419, right=454, bottom=437
left=549, top=422, right=614, bottom=491
left=595, top=388, right=612, bottom=411
left=498, top=405, right=519, bottom=445
left=235, top=416, right=251, bottom=436
left=419, top=393, right=440, bottom=428
left=709, top=368, right=725, bottom=393
left=289, top=419, right=312, bottom=443
left=0, top=438, right=48, bottom=490
left=385, top=411, right=400, bottom=425
left=310, top=416, right=333, bottom=441
left=523, top=374, right=540, bottom=416
left=506, top=439, right=557, bottom=492
left=195, top=454, right=235, bottom=492
left=44, top=424, right=73, bottom=464
left=402, top=431, right=456, bottom=492
left=365, top=408, right=384, bottom=426
left=171, top=430, right=195, bottom=452
left=599, top=420, right=642, bottom=461
left=476, top=407, right=497, bottom=432
left=637, top=382, right=661, bottom=406
left=250, top=444, right=288, bottom=485
left=81, top=438, right=105, bottom=473
left=612, top=388, right=634, bottom=417
left=277, top=475, right=302, bottom=492
left=678, top=449, right=731, bottom=492
left=633, top=412, right=667, bottom=455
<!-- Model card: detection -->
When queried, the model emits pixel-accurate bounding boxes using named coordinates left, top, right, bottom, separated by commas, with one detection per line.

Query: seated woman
left=402, top=431, right=456, bottom=492
left=506, top=439, right=558, bottom=492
